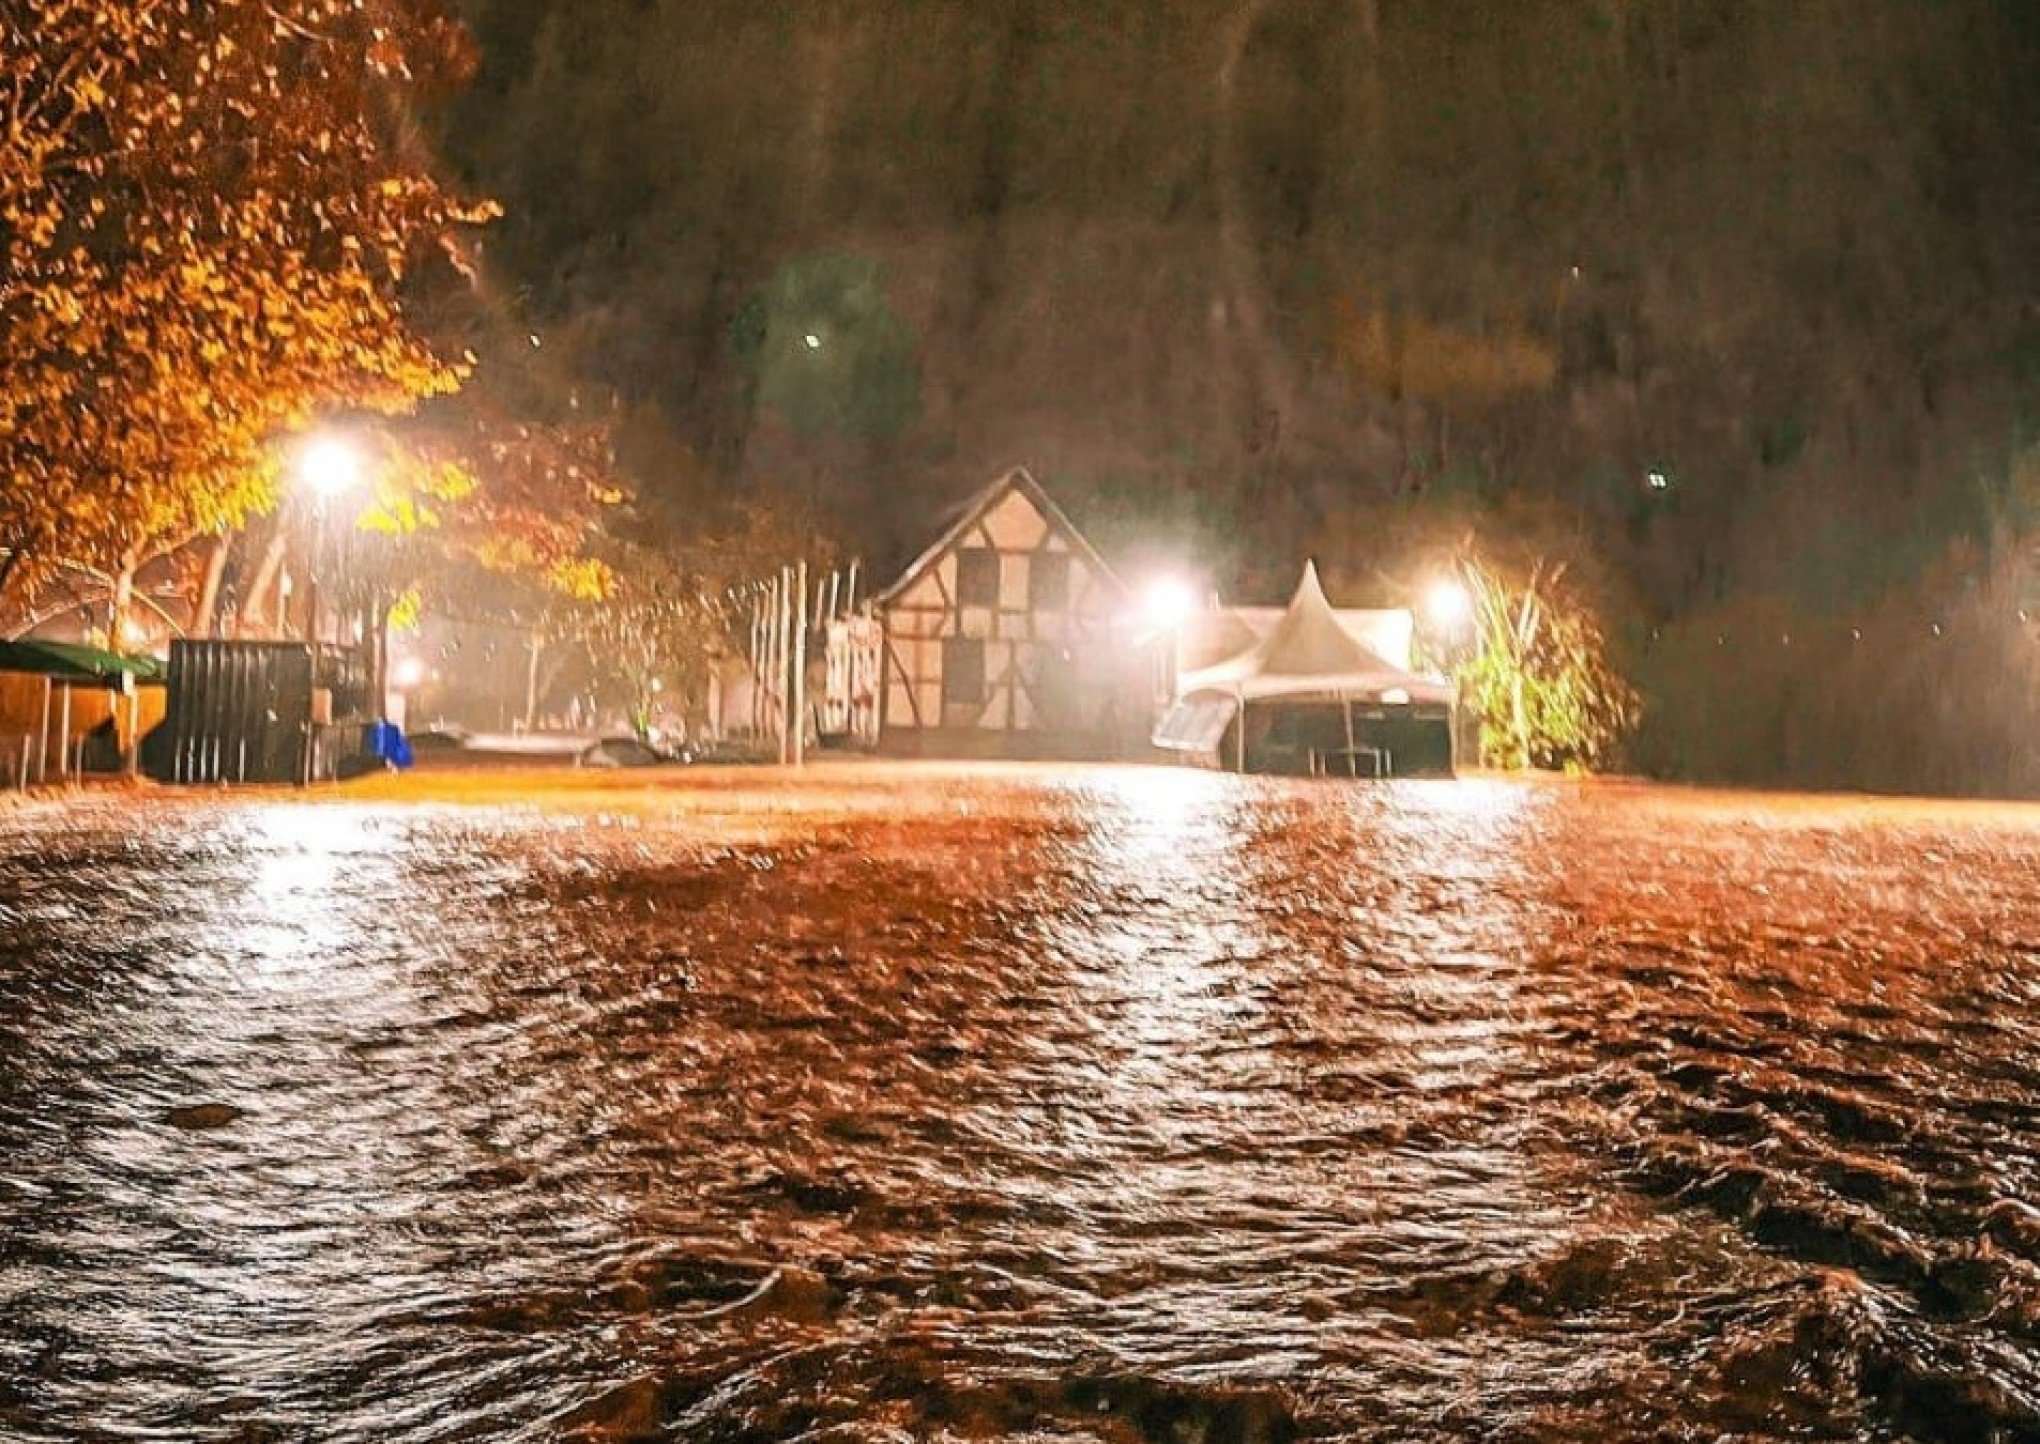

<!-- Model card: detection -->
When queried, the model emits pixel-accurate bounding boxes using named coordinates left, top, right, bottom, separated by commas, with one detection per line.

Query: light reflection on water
left=0, top=773, right=2037, bottom=1441
left=0, top=802, right=627, bottom=1442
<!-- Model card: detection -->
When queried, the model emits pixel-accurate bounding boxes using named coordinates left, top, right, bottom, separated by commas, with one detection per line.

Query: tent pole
left=1342, top=692, right=1357, bottom=778
left=1234, top=685, right=1246, bottom=773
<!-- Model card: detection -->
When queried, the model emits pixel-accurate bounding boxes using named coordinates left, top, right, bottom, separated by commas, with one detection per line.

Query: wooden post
left=768, top=574, right=781, bottom=755
left=747, top=591, right=759, bottom=740
left=1341, top=693, right=1357, bottom=777
left=753, top=593, right=767, bottom=739
left=777, top=567, right=794, bottom=764
left=749, top=589, right=761, bottom=741
left=1233, top=685, right=1246, bottom=773
left=56, top=684, right=70, bottom=779
left=793, top=560, right=808, bottom=768
left=763, top=575, right=777, bottom=757
left=523, top=630, right=542, bottom=730
left=845, top=558, right=860, bottom=615
left=370, top=597, right=390, bottom=723
left=759, top=586, right=772, bottom=741
left=35, top=676, right=50, bottom=784
left=770, top=575, right=783, bottom=752
left=124, top=687, right=140, bottom=777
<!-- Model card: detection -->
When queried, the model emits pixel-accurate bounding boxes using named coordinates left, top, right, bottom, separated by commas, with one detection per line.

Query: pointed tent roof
left=877, top=466, right=1123, bottom=605
left=1178, top=561, right=1453, bottom=704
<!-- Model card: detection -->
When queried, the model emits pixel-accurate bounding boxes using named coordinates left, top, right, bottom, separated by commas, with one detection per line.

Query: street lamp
left=298, top=435, right=361, bottom=501
left=1422, top=573, right=1478, bottom=771
left=1424, top=576, right=1473, bottom=633
left=294, top=434, right=362, bottom=644
left=1140, top=576, right=1198, bottom=634
left=1135, top=575, right=1201, bottom=720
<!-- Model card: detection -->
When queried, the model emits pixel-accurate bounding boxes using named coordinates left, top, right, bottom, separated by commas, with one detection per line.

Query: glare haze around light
left=1141, top=578, right=1198, bottom=632
left=298, top=436, right=362, bottom=500
left=1425, top=579, right=1472, bottom=630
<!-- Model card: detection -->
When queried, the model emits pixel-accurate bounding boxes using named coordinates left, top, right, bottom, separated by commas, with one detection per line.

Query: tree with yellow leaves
left=0, top=0, right=492, bottom=631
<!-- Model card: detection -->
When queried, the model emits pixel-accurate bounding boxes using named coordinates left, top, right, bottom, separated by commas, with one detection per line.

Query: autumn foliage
left=0, top=0, right=491, bottom=612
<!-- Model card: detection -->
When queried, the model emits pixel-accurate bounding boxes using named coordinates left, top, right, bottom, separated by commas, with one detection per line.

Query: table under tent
left=1151, top=562, right=1458, bottom=777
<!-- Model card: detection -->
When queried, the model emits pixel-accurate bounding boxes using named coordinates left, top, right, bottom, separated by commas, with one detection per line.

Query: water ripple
left=0, top=772, right=2036, bottom=1440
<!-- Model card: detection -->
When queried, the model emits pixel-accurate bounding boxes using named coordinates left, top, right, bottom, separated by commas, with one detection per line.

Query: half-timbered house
left=865, top=468, right=1151, bottom=758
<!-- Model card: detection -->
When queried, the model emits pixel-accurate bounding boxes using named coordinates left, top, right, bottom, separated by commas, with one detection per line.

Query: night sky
left=441, top=1, right=2040, bottom=607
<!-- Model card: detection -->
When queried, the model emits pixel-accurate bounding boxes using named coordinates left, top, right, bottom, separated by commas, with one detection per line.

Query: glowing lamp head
left=1140, top=577, right=1198, bottom=633
left=297, top=435, right=361, bottom=500
left=1424, top=577, right=1473, bottom=631
left=390, top=656, right=426, bottom=690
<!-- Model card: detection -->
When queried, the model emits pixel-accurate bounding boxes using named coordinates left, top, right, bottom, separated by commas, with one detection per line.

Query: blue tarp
left=367, top=720, right=414, bottom=769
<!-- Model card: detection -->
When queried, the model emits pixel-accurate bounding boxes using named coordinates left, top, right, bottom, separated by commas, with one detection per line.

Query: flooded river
left=1, top=766, right=2037, bottom=1442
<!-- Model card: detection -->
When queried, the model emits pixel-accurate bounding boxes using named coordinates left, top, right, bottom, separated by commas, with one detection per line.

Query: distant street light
left=1140, top=577, right=1198, bottom=634
left=293, top=433, right=365, bottom=646
left=1424, top=577, right=1473, bottom=632
left=1137, top=577, right=1201, bottom=710
left=297, top=434, right=362, bottom=501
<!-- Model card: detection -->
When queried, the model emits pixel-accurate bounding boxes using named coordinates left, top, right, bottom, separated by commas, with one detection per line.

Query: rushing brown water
left=1, top=766, right=2037, bottom=1442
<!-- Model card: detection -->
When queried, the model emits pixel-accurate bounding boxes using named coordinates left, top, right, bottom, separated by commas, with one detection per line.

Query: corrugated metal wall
left=162, top=641, right=317, bottom=784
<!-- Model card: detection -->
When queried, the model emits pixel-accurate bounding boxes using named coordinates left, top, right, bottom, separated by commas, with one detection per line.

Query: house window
left=942, top=637, right=987, bottom=705
left=1028, top=552, right=1071, bottom=611
left=955, top=548, right=1000, bottom=609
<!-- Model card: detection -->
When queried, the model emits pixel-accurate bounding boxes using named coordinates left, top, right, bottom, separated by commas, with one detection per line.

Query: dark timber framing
left=873, top=467, right=1143, bottom=758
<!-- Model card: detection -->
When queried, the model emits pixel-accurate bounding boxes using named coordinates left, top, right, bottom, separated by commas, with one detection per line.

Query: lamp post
left=1139, top=576, right=1198, bottom=696
left=1134, top=574, right=1201, bottom=761
left=292, top=433, right=368, bottom=785
left=1422, top=574, right=1477, bottom=769
left=296, top=435, right=361, bottom=646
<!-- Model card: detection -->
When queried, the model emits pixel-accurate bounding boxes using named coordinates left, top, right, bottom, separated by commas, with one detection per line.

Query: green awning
left=0, top=640, right=166, bottom=683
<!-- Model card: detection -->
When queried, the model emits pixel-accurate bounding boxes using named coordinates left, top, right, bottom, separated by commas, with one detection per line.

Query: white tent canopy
left=1176, top=561, right=1455, bottom=706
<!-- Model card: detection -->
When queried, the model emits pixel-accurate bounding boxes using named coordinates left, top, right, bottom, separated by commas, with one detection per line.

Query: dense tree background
left=439, top=0, right=2040, bottom=786
left=445, top=1, right=2036, bottom=571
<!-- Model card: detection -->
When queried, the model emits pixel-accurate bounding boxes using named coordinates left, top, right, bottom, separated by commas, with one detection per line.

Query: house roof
left=877, top=466, right=1125, bottom=605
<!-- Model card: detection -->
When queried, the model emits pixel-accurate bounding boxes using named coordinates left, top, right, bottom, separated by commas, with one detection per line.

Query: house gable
left=877, top=467, right=1123, bottom=609
left=875, top=468, right=1139, bottom=742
